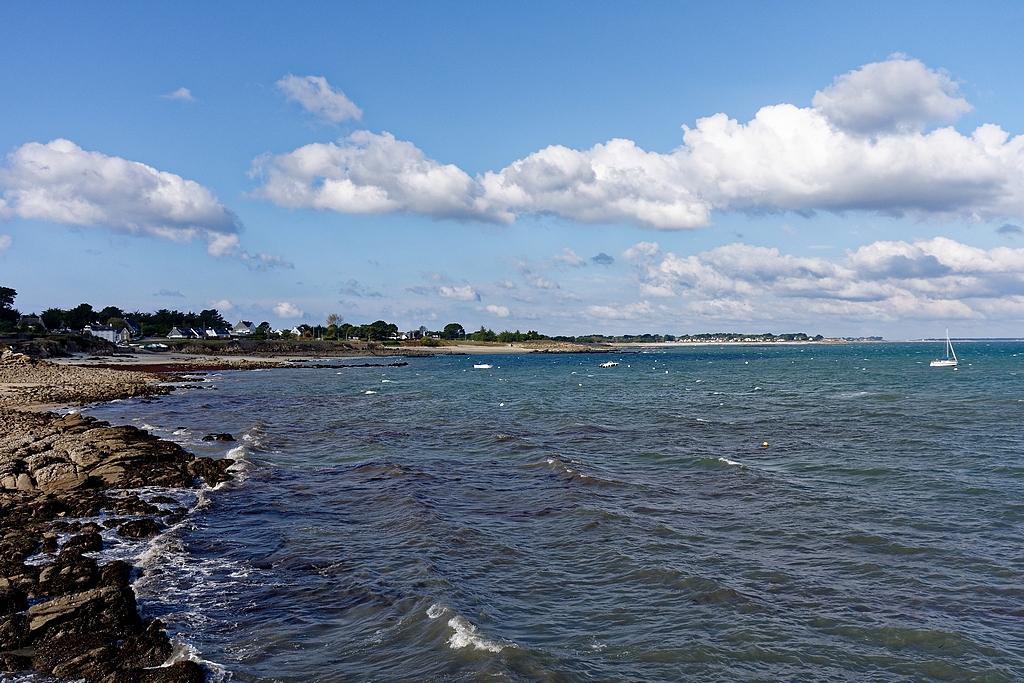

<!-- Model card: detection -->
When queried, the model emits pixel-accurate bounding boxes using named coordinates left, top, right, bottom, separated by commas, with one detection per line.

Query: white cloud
left=154, top=289, right=185, bottom=298
left=812, top=55, right=971, bottom=135
left=161, top=87, right=196, bottom=102
left=251, top=131, right=506, bottom=223
left=208, top=299, right=233, bottom=311
left=274, top=302, right=304, bottom=319
left=0, top=234, right=11, bottom=256
left=551, top=247, right=586, bottom=267
left=486, top=304, right=511, bottom=317
left=276, top=75, right=362, bottom=123
left=586, top=300, right=656, bottom=320
left=254, top=56, right=1024, bottom=229
left=439, top=284, right=480, bottom=301
left=497, top=278, right=517, bottom=289
left=623, top=237, right=1024, bottom=323
left=0, top=139, right=242, bottom=256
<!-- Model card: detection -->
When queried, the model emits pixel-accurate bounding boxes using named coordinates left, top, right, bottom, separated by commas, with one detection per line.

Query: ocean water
left=81, top=342, right=1024, bottom=682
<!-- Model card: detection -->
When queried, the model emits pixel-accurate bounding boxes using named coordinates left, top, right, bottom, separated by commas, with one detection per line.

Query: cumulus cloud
left=276, top=75, right=362, bottom=123
left=551, top=247, right=586, bottom=267
left=486, top=304, right=511, bottom=317
left=154, top=289, right=185, bottom=298
left=251, top=131, right=505, bottom=223
left=0, top=234, right=11, bottom=256
left=623, top=237, right=1024, bottom=323
left=0, top=139, right=243, bottom=256
left=340, top=278, right=383, bottom=298
left=812, top=56, right=971, bottom=135
left=161, top=87, right=196, bottom=102
left=997, top=224, right=1023, bottom=236
left=254, top=56, right=1024, bottom=229
left=274, top=302, right=304, bottom=319
left=591, top=252, right=615, bottom=266
left=208, top=299, right=233, bottom=311
left=439, top=284, right=480, bottom=301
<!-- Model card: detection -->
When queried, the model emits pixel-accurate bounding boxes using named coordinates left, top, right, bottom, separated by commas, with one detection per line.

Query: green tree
left=41, top=308, right=66, bottom=331
left=197, top=309, right=228, bottom=329
left=0, top=287, right=18, bottom=328
left=469, top=326, right=497, bottom=342
left=107, top=318, right=129, bottom=329
left=325, top=313, right=342, bottom=327
left=65, top=303, right=96, bottom=331
left=442, top=323, right=465, bottom=340
left=97, top=306, right=125, bottom=322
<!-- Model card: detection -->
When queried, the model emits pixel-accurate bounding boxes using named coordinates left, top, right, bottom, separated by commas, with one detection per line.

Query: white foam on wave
left=446, top=616, right=507, bottom=653
left=718, top=457, right=741, bottom=466
left=365, top=390, right=377, bottom=395
left=426, top=602, right=447, bottom=619
left=166, top=640, right=231, bottom=683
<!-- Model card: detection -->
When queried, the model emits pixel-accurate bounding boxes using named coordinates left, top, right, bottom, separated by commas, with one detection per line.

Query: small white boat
left=473, top=363, right=493, bottom=369
left=599, top=361, right=619, bottom=368
left=929, top=330, right=958, bottom=367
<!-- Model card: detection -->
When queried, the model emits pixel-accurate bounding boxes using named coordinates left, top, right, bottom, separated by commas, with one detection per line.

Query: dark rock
left=148, top=495, right=177, bottom=504
left=140, top=660, right=206, bottom=683
left=201, top=433, right=235, bottom=442
left=187, top=457, right=234, bottom=486
left=103, top=517, right=130, bottom=528
left=42, top=532, right=59, bottom=552
left=0, top=612, right=29, bottom=649
left=81, top=521, right=103, bottom=533
left=0, top=653, right=31, bottom=671
left=28, top=585, right=141, bottom=639
left=0, top=587, right=27, bottom=615
left=36, top=551, right=99, bottom=597
left=32, top=630, right=113, bottom=672
left=51, top=520, right=83, bottom=532
left=51, top=644, right=115, bottom=681
left=63, top=531, right=103, bottom=554
left=113, top=618, right=173, bottom=669
left=107, top=494, right=159, bottom=516
left=117, top=519, right=161, bottom=539
left=98, top=560, right=132, bottom=588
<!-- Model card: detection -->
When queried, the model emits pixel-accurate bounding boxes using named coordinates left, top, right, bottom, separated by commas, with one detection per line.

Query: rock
left=201, top=433, right=234, bottom=442
left=140, top=660, right=206, bottom=683
left=32, top=631, right=113, bottom=673
left=33, top=462, right=89, bottom=493
left=112, top=618, right=173, bottom=669
left=187, top=457, right=234, bottom=486
left=36, top=551, right=99, bottom=597
left=42, top=532, right=59, bottom=552
left=148, top=495, right=177, bottom=504
left=117, top=519, right=161, bottom=539
left=63, top=531, right=103, bottom=554
left=0, top=653, right=31, bottom=672
left=0, top=612, right=29, bottom=649
left=15, top=472, right=34, bottom=491
left=0, top=587, right=27, bottom=615
left=28, top=585, right=141, bottom=638
left=98, top=560, right=132, bottom=588
left=51, top=644, right=115, bottom=681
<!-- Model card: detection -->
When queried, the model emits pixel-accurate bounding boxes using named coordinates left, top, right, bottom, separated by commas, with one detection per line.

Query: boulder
left=0, top=587, right=27, bottom=615
left=0, top=653, right=31, bottom=672
left=28, top=585, right=140, bottom=638
left=51, top=644, right=116, bottom=681
left=36, top=551, right=99, bottom=597
left=32, top=630, right=113, bottom=673
left=187, top=458, right=234, bottom=486
left=201, top=433, right=234, bottom=442
left=117, top=519, right=162, bottom=539
left=0, top=612, right=29, bottom=649
left=33, top=462, right=89, bottom=493
left=63, top=531, right=103, bottom=554
left=98, top=560, right=132, bottom=588
left=112, top=619, right=174, bottom=669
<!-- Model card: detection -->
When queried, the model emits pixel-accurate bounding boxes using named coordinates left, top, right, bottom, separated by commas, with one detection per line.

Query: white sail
left=929, top=329, right=958, bottom=367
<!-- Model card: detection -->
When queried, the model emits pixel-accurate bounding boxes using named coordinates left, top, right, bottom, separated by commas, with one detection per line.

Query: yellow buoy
left=762, top=441, right=769, bottom=448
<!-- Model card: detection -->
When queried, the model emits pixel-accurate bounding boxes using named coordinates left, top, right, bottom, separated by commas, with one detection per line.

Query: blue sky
left=3, top=1, right=1024, bottom=337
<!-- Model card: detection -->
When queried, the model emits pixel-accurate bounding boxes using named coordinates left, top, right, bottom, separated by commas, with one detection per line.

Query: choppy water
left=82, top=342, right=1024, bottom=682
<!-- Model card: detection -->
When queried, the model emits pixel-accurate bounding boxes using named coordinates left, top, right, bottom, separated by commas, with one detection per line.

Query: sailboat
left=929, top=329, right=958, bottom=367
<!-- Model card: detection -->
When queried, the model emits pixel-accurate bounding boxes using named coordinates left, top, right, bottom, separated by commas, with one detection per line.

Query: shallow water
left=83, top=342, right=1024, bottom=682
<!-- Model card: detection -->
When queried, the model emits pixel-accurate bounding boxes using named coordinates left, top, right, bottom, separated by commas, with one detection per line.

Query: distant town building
left=17, top=316, right=47, bottom=333
left=232, top=320, right=257, bottom=336
left=167, top=327, right=200, bottom=339
left=83, top=324, right=130, bottom=344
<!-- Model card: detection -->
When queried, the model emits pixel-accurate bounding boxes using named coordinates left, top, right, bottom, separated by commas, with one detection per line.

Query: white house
left=167, top=327, right=199, bottom=339
left=232, top=320, right=257, bottom=336
left=84, top=324, right=131, bottom=344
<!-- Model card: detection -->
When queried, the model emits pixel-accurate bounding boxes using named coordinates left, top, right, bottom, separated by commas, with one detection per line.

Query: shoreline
left=0, top=352, right=235, bottom=682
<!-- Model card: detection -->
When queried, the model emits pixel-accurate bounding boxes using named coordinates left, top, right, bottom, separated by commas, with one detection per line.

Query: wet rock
left=51, top=644, right=116, bottom=681
left=0, top=653, right=31, bottom=672
left=117, top=519, right=161, bottom=539
left=0, top=612, right=29, bottom=649
left=108, top=493, right=159, bottom=516
left=36, top=551, right=99, bottom=597
left=112, top=618, right=174, bottom=669
left=0, top=587, right=27, bottom=615
left=42, top=532, right=59, bottom=552
left=32, top=630, right=113, bottom=673
left=139, top=660, right=206, bottom=683
left=187, top=457, right=234, bottom=486
left=201, top=433, right=235, bottom=442
left=63, top=531, right=103, bottom=554
left=148, top=495, right=177, bottom=504
left=103, top=517, right=129, bottom=529
left=98, top=560, right=132, bottom=588
left=28, top=585, right=141, bottom=639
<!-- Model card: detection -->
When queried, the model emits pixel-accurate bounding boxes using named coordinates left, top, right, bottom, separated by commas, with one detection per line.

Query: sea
left=47, top=342, right=1024, bottom=681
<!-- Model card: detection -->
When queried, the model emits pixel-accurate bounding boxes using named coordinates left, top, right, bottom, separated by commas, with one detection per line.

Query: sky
left=3, top=1, right=1024, bottom=338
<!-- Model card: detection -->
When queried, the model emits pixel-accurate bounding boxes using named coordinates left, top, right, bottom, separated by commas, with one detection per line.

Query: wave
left=426, top=603, right=510, bottom=653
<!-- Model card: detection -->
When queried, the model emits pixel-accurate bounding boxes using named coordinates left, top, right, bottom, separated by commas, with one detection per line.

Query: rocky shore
left=0, top=352, right=234, bottom=681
